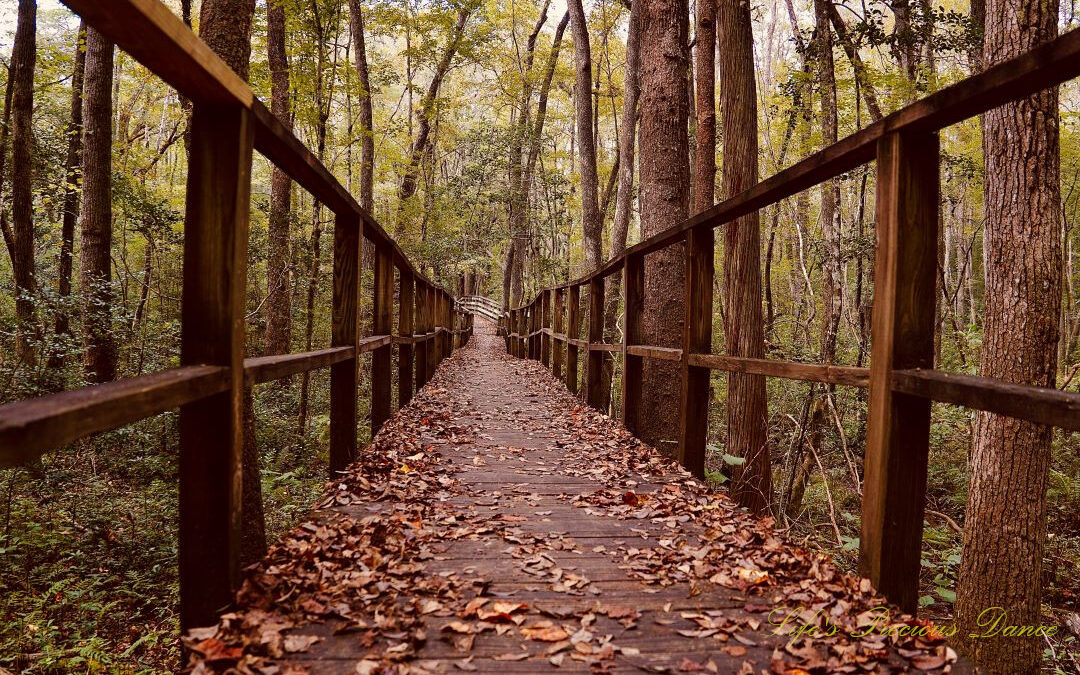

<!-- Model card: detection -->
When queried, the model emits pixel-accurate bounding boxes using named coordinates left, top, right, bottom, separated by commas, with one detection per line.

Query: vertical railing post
left=541, top=290, right=552, bottom=368
left=566, top=285, right=580, bottom=394
left=515, top=309, right=524, bottom=358
left=586, top=277, right=605, bottom=410
left=622, top=253, right=645, bottom=435
left=415, top=282, right=429, bottom=390
left=329, top=212, right=361, bottom=475
left=528, top=302, right=537, bottom=360
left=553, top=288, right=565, bottom=380
left=861, top=131, right=939, bottom=613
left=371, top=243, right=393, bottom=434
left=678, top=226, right=714, bottom=479
left=178, top=103, right=252, bottom=630
left=426, top=286, right=438, bottom=378
left=398, top=271, right=415, bottom=407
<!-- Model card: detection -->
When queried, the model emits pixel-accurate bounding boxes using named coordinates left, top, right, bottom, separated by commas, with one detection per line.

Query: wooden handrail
left=0, top=0, right=479, bottom=631
left=503, top=25, right=1080, bottom=618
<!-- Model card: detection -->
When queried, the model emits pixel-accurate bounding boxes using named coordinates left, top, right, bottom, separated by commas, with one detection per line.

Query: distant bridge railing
left=0, top=0, right=475, bottom=630
left=457, top=295, right=503, bottom=322
left=505, top=29, right=1080, bottom=615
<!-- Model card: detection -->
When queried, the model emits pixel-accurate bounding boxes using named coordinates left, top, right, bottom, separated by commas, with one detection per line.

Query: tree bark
left=11, top=0, right=38, bottom=364
left=265, top=0, right=292, bottom=357
left=349, top=0, right=375, bottom=213
left=80, top=27, right=118, bottom=384
left=955, top=0, right=1060, bottom=670
left=637, top=0, right=689, bottom=454
left=50, top=21, right=87, bottom=371
left=199, top=0, right=264, bottom=567
left=567, top=0, right=602, bottom=271
left=611, top=0, right=641, bottom=258
left=718, top=0, right=770, bottom=513
left=693, top=0, right=715, bottom=212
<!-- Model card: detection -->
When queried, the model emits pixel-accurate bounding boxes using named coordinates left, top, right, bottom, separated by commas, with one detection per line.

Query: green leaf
left=919, top=595, right=935, bottom=607
left=721, top=453, right=746, bottom=467
left=935, top=587, right=956, bottom=603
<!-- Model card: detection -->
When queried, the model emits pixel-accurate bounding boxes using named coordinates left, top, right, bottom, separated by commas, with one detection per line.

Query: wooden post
left=426, top=286, right=438, bottom=378
left=622, top=253, right=645, bottom=434
left=553, top=288, right=565, bottom=379
left=178, top=103, right=252, bottom=630
left=415, top=282, right=428, bottom=390
left=371, top=243, right=393, bottom=434
left=330, top=211, right=361, bottom=475
left=860, top=131, right=939, bottom=614
left=586, top=278, right=605, bottom=410
left=541, top=290, right=552, bottom=368
left=566, top=285, right=580, bottom=394
left=398, top=271, right=415, bottom=408
left=678, top=226, right=714, bottom=479
left=516, top=309, right=525, bottom=358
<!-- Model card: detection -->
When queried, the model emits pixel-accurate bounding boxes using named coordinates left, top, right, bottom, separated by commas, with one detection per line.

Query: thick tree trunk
left=11, top=0, right=38, bottom=364
left=567, top=0, right=602, bottom=271
left=349, top=0, right=375, bottom=213
left=637, top=0, right=689, bottom=454
left=79, top=27, right=118, bottom=384
left=50, top=21, right=87, bottom=371
left=265, top=0, right=292, bottom=357
left=199, top=0, right=264, bottom=567
left=693, top=0, right=715, bottom=213
left=718, top=0, right=770, bottom=513
left=955, top=0, right=1060, bottom=671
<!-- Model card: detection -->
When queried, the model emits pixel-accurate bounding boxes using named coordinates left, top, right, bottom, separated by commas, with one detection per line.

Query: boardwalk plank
left=186, top=320, right=972, bottom=674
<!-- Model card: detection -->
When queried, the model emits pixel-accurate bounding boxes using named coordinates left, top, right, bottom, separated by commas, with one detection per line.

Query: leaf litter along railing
left=504, top=30, right=1080, bottom=615
left=0, top=0, right=475, bottom=630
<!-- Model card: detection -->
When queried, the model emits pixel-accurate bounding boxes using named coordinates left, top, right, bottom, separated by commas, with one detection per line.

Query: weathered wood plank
left=892, top=368, right=1080, bottom=432
left=0, top=366, right=228, bottom=466
left=245, top=346, right=354, bottom=386
left=398, top=273, right=415, bottom=407
left=178, top=103, right=252, bottom=629
left=860, top=131, right=939, bottom=614
left=586, top=278, right=606, bottom=411
left=552, top=288, right=565, bottom=379
left=622, top=254, right=644, bottom=434
left=687, top=353, right=869, bottom=387
left=566, top=286, right=580, bottom=394
left=330, top=212, right=361, bottom=474
left=372, top=245, right=394, bottom=434
left=678, top=226, right=713, bottom=479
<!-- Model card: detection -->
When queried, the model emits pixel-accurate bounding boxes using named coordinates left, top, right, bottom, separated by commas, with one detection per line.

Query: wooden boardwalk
left=186, top=320, right=970, bottom=674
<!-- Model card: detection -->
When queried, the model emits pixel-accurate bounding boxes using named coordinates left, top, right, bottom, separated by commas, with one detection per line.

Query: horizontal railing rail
left=505, top=27, right=1080, bottom=616
left=0, top=0, right=475, bottom=630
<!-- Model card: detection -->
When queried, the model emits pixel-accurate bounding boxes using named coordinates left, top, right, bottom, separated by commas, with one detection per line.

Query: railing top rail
left=509, top=25, right=1080, bottom=311
left=62, top=0, right=443, bottom=291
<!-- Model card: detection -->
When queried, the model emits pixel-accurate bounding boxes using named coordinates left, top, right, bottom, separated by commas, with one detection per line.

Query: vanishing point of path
left=187, top=319, right=971, bottom=674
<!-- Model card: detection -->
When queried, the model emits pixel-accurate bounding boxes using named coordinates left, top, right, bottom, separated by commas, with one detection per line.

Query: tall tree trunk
left=505, top=2, right=551, bottom=311
left=396, top=7, right=471, bottom=237
left=718, top=0, right=770, bottom=513
left=50, top=21, right=87, bottom=371
left=349, top=0, right=375, bottom=213
left=955, top=0, right=1061, bottom=670
left=264, top=0, right=292, bottom=357
left=79, top=27, right=118, bottom=384
left=11, top=0, right=38, bottom=364
left=637, top=0, right=690, bottom=454
left=693, top=0, right=715, bottom=213
left=512, top=11, right=569, bottom=307
left=568, top=0, right=602, bottom=272
left=813, top=0, right=841, bottom=370
left=198, top=0, right=263, bottom=567
left=611, top=0, right=641, bottom=258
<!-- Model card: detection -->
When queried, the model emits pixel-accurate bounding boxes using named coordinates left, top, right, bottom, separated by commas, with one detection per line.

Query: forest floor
left=186, top=320, right=971, bottom=674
